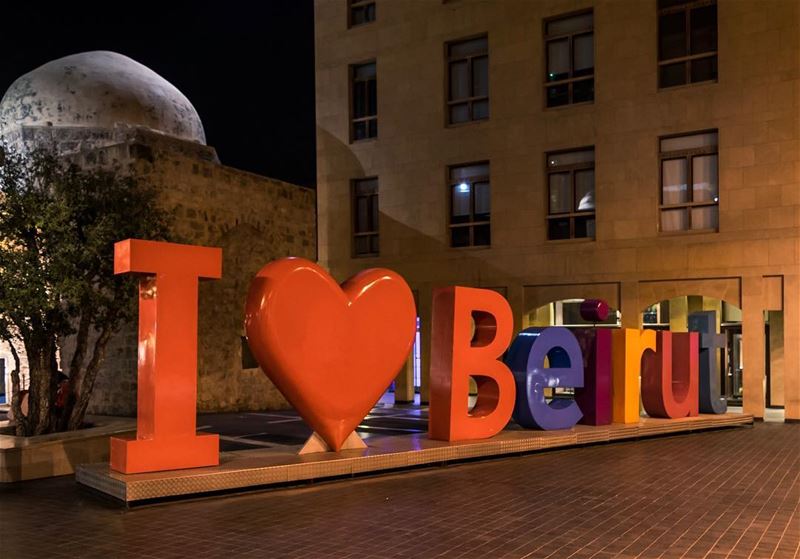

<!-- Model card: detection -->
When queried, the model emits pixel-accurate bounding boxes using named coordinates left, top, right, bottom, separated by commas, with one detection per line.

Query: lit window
left=446, top=36, right=489, bottom=125
left=352, top=177, right=379, bottom=256
left=449, top=162, right=490, bottom=247
left=351, top=62, right=377, bottom=141
left=546, top=148, right=595, bottom=240
left=659, top=131, right=719, bottom=232
left=544, top=11, right=594, bottom=107
left=658, top=0, right=717, bottom=88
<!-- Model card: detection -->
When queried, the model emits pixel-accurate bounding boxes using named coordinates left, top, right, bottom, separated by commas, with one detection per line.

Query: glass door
left=723, top=326, right=744, bottom=405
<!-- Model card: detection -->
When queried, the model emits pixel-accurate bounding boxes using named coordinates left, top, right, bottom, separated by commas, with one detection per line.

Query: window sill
left=657, top=228, right=719, bottom=237
left=347, top=21, right=376, bottom=30
left=446, top=117, right=489, bottom=129
left=545, top=237, right=596, bottom=244
left=657, top=79, right=717, bottom=93
left=349, top=137, right=378, bottom=146
left=448, top=244, right=491, bottom=251
left=544, top=99, right=594, bottom=112
left=352, top=253, right=380, bottom=259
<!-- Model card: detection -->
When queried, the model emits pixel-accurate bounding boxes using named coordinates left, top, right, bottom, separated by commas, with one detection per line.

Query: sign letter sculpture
left=110, top=240, right=222, bottom=474
left=108, top=239, right=731, bottom=474
left=428, top=287, right=516, bottom=441
left=506, top=327, right=585, bottom=430
left=642, top=332, right=699, bottom=418
left=244, top=258, right=416, bottom=453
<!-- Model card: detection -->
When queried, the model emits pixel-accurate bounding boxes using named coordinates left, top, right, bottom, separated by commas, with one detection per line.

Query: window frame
left=545, top=147, right=596, bottom=241
left=657, top=0, right=718, bottom=89
left=447, top=161, right=491, bottom=248
left=351, top=177, right=380, bottom=257
left=542, top=9, right=595, bottom=109
left=349, top=60, right=378, bottom=143
left=445, top=34, right=490, bottom=126
left=658, top=129, right=719, bottom=233
left=347, top=0, right=376, bottom=28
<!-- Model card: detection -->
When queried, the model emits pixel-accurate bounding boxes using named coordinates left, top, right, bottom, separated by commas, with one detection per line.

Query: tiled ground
left=1, top=422, right=798, bottom=559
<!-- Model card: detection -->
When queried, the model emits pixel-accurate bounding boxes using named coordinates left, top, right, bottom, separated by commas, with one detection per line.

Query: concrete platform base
left=76, top=413, right=752, bottom=505
left=1, top=417, right=136, bottom=482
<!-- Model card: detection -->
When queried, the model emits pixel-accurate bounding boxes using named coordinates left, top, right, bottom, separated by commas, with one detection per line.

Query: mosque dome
left=0, top=51, right=206, bottom=144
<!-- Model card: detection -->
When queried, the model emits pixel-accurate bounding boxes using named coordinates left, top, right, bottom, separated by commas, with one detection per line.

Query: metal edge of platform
left=75, top=413, right=754, bottom=505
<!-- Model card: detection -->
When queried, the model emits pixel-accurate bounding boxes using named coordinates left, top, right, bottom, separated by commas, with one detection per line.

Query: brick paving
left=1, top=422, right=798, bottom=559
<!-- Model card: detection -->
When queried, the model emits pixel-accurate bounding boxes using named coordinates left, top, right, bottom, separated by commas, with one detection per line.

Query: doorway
left=721, top=325, right=743, bottom=405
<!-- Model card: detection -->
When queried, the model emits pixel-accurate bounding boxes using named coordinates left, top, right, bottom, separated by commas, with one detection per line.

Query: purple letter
left=505, top=327, right=584, bottom=430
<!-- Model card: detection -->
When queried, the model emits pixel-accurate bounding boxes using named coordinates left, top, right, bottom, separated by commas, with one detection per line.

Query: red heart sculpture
left=244, top=258, right=417, bottom=451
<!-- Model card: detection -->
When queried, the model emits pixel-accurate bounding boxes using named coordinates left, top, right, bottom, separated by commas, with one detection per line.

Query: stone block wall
left=84, top=139, right=316, bottom=415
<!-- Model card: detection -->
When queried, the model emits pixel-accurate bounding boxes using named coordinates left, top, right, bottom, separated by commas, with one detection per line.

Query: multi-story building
left=314, top=0, right=799, bottom=420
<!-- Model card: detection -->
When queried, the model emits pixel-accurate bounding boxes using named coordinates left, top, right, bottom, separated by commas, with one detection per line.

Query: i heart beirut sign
left=109, top=240, right=726, bottom=474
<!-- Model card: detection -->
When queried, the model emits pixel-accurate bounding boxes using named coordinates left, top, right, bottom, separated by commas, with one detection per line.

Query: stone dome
left=0, top=51, right=206, bottom=144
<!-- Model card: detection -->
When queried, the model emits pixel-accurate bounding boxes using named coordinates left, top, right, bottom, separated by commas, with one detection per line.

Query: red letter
left=641, top=331, right=699, bottom=418
left=428, top=287, right=515, bottom=441
left=110, top=239, right=222, bottom=474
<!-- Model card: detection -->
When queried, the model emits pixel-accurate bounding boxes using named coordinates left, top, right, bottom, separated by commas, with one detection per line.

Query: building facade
left=314, top=0, right=799, bottom=419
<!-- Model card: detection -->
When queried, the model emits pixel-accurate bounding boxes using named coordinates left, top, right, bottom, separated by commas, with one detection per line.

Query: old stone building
left=0, top=51, right=316, bottom=414
left=314, top=0, right=799, bottom=420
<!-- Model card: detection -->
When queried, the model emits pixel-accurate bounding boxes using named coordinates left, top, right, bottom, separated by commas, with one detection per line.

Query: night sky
left=0, top=1, right=317, bottom=188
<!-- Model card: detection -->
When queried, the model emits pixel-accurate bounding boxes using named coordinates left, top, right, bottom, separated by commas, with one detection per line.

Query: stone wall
left=82, top=138, right=316, bottom=415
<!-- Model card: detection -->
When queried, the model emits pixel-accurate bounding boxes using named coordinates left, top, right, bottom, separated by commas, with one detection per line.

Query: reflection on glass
left=661, top=208, right=688, bottom=232
left=573, top=34, right=593, bottom=75
left=547, top=39, right=570, bottom=81
left=549, top=173, right=570, bottom=213
left=474, top=181, right=490, bottom=216
left=473, top=56, right=488, bottom=97
left=691, top=206, right=718, bottom=230
left=452, top=184, right=471, bottom=218
left=662, top=159, right=688, bottom=204
left=692, top=154, right=718, bottom=202
left=575, top=169, right=595, bottom=210
left=450, top=60, right=469, bottom=100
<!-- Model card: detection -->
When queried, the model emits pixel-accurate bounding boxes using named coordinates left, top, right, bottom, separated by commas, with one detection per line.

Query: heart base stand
left=298, top=431, right=367, bottom=455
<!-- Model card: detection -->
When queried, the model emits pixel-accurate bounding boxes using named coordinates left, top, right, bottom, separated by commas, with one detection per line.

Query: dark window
left=546, top=148, right=595, bottom=240
left=349, top=0, right=375, bottom=27
left=353, top=177, right=379, bottom=256
left=449, top=162, right=490, bottom=247
left=658, top=0, right=717, bottom=88
left=659, top=131, right=719, bottom=232
left=351, top=62, right=377, bottom=141
left=544, top=11, right=594, bottom=108
left=446, top=36, right=489, bottom=124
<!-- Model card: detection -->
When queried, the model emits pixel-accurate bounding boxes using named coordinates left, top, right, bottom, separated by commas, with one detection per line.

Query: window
left=544, top=11, right=594, bottom=107
left=659, top=131, right=718, bottom=232
left=351, top=62, right=377, bottom=141
left=658, top=0, right=717, bottom=88
left=449, top=162, right=490, bottom=247
left=546, top=148, right=595, bottom=240
left=353, top=177, right=379, bottom=256
left=348, top=0, right=375, bottom=27
left=446, top=36, right=489, bottom=125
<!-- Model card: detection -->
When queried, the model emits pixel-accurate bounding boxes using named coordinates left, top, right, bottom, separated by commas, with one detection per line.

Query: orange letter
left=110, top=239, right=222, bottom=474
left=641, top=331, right=699, bottom=418
left=429, top=287, right=515, bottom=441
left=611, top=329, right=657, bottom=424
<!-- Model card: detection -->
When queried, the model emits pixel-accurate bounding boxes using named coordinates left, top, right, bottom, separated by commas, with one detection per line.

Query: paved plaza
left=1, top=421, right=798, bottom=559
